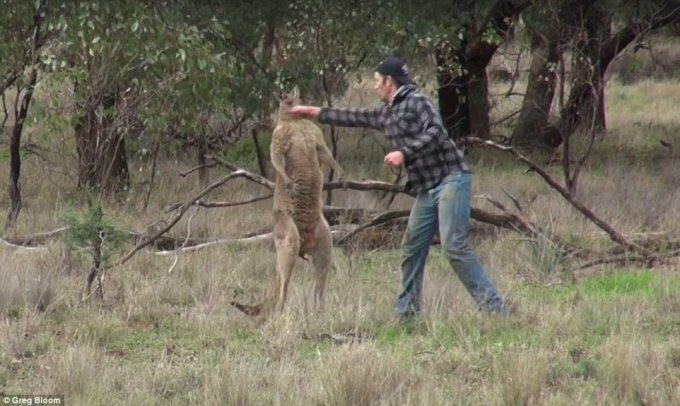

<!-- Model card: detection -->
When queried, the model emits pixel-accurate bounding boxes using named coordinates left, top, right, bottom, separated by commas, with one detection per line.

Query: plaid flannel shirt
left=318, top=85, right=469, bottom=193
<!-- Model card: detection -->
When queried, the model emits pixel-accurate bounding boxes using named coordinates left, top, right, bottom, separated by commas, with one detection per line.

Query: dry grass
left=0, top=69, right=679, bottom=405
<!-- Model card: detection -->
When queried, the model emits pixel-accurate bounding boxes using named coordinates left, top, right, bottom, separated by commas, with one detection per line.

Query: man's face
left=373, top=72, right=394, bottom=103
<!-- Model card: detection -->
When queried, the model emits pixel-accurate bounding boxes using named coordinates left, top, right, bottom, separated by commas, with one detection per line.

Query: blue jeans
left=397, top=171, right=506, bottom=318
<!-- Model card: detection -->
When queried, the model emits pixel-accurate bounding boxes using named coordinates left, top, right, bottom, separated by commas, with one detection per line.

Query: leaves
left=63, top=196, right=127, bottom=267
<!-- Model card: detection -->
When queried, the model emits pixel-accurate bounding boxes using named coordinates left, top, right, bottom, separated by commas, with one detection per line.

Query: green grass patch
left=105, top=330, right=166, bottom=358
left=298, top=339, right=334, bottom=361
left=579, top=272, right=654, bottom=299
left=519, top=283, right=577, bottom=302
left=376, top=325, right=408, bottom=346
left=519, top=271, right=678, bottom=303
left=550, top=356, right=602, bottom=383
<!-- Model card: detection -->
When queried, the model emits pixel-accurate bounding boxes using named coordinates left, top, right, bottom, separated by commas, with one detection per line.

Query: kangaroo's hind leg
left=306, top=216, right=333, bottom=312
left=273, top=212, right=300, bottom=313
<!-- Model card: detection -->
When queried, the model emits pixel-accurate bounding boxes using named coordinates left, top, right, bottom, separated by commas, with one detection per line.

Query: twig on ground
left=167, top=206, right=198, bottom=273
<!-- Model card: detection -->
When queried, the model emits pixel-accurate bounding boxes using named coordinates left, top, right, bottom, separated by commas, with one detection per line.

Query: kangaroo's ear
left=291, top=85, right=300, bottom=99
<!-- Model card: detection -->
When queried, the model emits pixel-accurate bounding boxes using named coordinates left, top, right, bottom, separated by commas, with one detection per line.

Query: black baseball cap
left=375, top=56, right=413, bottom=85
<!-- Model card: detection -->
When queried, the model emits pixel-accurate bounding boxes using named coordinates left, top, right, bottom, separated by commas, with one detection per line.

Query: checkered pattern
left=318, top=85, right=468, bottom=193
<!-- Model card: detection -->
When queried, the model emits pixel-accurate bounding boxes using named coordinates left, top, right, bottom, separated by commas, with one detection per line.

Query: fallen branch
left=155, top=232, right=274, bottom=255
left=167, top=205, right=199, bottom=273
left=165, top=194, right=273, bottom=212
left=477, top=194, right=586, bottom=259
left=207, top=155, right=275, bottom=189
left=463, top=137, right=658, bottom=259
left=0, top=238, right=48, bottom=250
left=154, top=229, right=350, bottom=255
left=0, top=226, right=70, bottom=247
left=337, top=210, right=409, bottom=245
left=574, top=249, right=680, bottom=271
left=191, top=160, right=555, bottom=237
left=108, top=169, right=254, bottom=269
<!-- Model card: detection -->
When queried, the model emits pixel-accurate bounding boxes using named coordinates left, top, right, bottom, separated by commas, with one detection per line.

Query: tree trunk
left=196, top=133, right=209, bottom=187
left=560, top=2, right=680, bottom=138
left=562, top=32, right=608, bottom=137
left=467, top=68, right=491, bottom=139
left=6, top=1, right=44, bottom=228
left=435, top=1, right=530, bottom=141
left=561, top=4, right=611, bottom=137
left=511, top=31, right=561, bottom=150
left=7, top=112, right=23, bottom=228
left=435, top=47, right=469, bottom=141
left=74, top=87, right=130, bottom=194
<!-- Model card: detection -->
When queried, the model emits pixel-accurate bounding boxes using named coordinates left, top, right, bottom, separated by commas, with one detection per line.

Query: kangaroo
left=231, top=86, right=345, bottom=317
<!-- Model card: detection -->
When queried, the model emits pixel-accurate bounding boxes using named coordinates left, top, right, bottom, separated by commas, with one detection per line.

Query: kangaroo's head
left=277, top=86, right=300, bottom=118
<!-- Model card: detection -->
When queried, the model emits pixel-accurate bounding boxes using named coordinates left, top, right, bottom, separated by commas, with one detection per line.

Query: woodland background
left=1, top=1, right=679, bottom=405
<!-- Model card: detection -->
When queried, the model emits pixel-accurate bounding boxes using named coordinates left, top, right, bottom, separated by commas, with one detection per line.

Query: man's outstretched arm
left=291, top=105, right=385, bottom=131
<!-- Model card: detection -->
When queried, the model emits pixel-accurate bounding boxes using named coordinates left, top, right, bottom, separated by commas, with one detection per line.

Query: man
left=290, top=56, right=506, bottom=319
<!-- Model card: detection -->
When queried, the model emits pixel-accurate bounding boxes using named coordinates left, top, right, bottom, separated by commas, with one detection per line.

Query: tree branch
left=463, top=137, right=658, bottom=259
left=108, top=170, right=254, bottom=268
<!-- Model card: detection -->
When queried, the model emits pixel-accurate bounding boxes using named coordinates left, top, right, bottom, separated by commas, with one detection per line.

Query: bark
left=6, top=2, right=44, bottom=228
left=561, top=3, right=680, bottom=137
left=251, top=128, right=267, bottom=178
left=196, top=133, right=209, bottom=187
left=435, top=1, right=530, bottom=141
left=511, top=30, right=561, bottom=150
left=74, top=86, right=130, bottom=193
left=0, top=70, right=20, bottom=95
left=467, top=69, right=491, bottom=139
left=435, top=47, right=469, bottom=141
left=561, top=7, right=610, bottom=136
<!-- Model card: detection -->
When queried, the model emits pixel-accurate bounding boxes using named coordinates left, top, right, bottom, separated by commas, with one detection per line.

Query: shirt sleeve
left=398, top=98, right=446, bottom=163
left=318, top=106, right=385, bottom=131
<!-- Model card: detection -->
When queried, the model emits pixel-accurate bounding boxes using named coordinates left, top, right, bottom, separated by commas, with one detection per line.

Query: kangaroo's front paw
left=335, top=168, right=345, bottom=181
left=283, top=179, right=295, bottom=193
left=336, top=171, right=348, bottom=190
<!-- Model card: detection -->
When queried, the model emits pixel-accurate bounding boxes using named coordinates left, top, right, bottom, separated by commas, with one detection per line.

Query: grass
left=0, top=66, right=679, bottom=405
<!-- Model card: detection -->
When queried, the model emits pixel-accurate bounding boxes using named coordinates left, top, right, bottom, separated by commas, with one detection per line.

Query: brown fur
left=231, top=87, right=344, bottom=317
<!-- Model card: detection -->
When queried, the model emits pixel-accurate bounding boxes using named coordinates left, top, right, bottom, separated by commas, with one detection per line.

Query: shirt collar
left=390, top=84, right=415, bottom=106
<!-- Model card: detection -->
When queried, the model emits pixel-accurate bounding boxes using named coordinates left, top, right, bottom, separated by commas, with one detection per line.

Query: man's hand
left=289, top=105, right=321, bottom=119
left=384, top=151, right=404, bottom=167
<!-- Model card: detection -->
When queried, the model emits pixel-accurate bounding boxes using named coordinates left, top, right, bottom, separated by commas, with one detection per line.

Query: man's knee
left=442, top=239, right=470, bottom=260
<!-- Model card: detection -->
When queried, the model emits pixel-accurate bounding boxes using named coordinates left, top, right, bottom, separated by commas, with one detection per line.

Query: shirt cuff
left=318, top=107, right=331, bottom=124
left=399, top=147, right=414, bottom=164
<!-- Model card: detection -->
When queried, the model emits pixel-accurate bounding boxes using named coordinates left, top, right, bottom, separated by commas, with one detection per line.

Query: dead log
left=0, top=227, right=69, bottom=248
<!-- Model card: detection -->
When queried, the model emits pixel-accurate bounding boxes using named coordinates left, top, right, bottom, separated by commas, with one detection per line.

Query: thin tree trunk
left=251, top=128, right=267, bottom=178
left=6, top=2, right=44, bottom=228
left=196, top=133, right=209, bottom=187
left=142, top=142, right=159, bottom=213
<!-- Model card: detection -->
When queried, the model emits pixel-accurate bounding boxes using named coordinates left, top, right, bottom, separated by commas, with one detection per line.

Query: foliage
left=63, top=194, right=127, bottom=269
left=224, top=131, right=272, bottom=170
left=0, top=0, right=37, bottom=77
left=42, top=1, right=236, bottom=139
